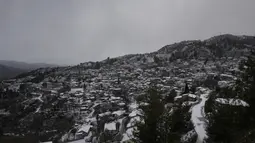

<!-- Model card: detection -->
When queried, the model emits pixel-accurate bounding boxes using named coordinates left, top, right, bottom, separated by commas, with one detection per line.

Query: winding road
left=191, top=91, right=210, bottom=143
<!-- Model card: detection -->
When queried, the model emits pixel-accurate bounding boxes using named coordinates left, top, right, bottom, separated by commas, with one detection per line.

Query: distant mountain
left=0, top=64, right=25, bottom=80
left=0, top=60, right=58, bottom=80
left=0, top=60, right=57, bottom=70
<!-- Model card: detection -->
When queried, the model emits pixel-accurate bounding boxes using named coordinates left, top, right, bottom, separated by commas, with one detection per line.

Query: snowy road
left=191, top=91, right=210, bottom=143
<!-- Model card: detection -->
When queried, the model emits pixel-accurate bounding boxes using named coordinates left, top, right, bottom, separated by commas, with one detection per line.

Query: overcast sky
left=1, top=0, right=255, bottom=65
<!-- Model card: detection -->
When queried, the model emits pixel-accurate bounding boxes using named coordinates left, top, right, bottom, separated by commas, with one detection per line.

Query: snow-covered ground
left=191, top=90, right=210, bottom=143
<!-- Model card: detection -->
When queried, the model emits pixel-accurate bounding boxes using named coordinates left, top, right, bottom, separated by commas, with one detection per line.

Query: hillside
left=0, top=34, right=254, bottom=143
left=0, top=64, right=25, bottom=80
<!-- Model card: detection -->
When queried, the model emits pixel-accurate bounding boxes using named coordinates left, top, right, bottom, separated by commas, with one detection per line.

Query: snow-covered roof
left=129, top=109, right=141, bottom=117
left=118, top=102, right=126, bottom=106
left=110, top=96, right=121, bottom=100
left=140, top=102, right=149, bottom=106
left=129, top=103, right=138, bottom=110
left=174, top=95, right=182, bottom=100
left=75, top=92, right=83, bottom=96
left=104, top=122, right=116, bottom=131
left=215, top=98, right=249, bottom=107
left=69, top=88, right=84, bottom=94
left=188, top=94, right=197, bottom=99
left=218, top=81, right=228, bottom=88
left=99, top=111, right=111, bottom=117
left=78, top=124, right=92, bottom=133
left=112, top=110, right=126, bottom=116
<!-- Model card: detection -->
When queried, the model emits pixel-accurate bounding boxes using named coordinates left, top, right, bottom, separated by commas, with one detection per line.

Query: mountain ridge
left=95, top=34, right=255, bottom=66
left=0, top=60, right=58, bottom=80
left=0, top=60, right=58, bottom=70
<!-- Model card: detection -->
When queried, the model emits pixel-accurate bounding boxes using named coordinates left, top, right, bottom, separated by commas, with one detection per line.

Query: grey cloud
left=0, top=0, right=255, bottom=65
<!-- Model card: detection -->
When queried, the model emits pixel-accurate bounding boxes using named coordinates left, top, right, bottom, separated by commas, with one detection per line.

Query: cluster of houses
left=0, top=52, right=241, bottom=143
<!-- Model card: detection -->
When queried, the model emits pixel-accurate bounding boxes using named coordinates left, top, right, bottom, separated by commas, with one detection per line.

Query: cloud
left=0, top=0, right=255, bottom=65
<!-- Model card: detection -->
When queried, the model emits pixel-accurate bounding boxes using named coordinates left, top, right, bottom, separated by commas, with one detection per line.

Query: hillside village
left=0, top=34, right=254, bottom=143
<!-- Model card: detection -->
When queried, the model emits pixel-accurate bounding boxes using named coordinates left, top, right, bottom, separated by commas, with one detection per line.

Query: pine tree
left=183, top=83, right=189, bottom=94
left=133, top=87, right=164, bottom=143
left=94, top=62, right=101, bottom=69
left=165, top=89, right=177, bottom=103
left=133, top=87, right=190, bottom=143
left=207, top=49, right=255, bottom=143
left=190, top=85, right=196, bottom=94
left=117, top=73, right=121, bottom=84
left=204, top=58, right=209, bottom=65
left=19, top=84, right=27, bottom=93
left=154, top=56, right=161, bottom=64
left=0, top=127, right=3, bottom=137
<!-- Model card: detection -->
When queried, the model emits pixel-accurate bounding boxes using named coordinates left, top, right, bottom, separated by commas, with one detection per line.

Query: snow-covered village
left=1, top=34, right=255, bottom=143
left=1, top=1, right=255, bottom=142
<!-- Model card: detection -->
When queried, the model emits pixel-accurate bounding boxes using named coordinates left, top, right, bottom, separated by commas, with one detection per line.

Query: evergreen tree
left=154, top=56, right=161, bottom=64
left=133, top=87, right=164, bottom=143
left=42, top=82, right=47, bottom=88
left=183, top=83, right=190, bottom=94
left=165, top=89, right=177, bottom=103
left=133, top=87, right=190, bottom=143
left=204, top=58, right=209, bottom=65
left=194, top=51, right=198, bottom=59
left=0, top=127, right=3, bottom=137
left=207, top=49, right=255, bottom=142
left=19, top=84, right=27, bottom=93
left=83, top=84, right=86, bottom=90
left=117, top=73, right=121, bottom=84
left=107, top=57, right=110, bottom=63
left=94, top=62, right=101, bottom=69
